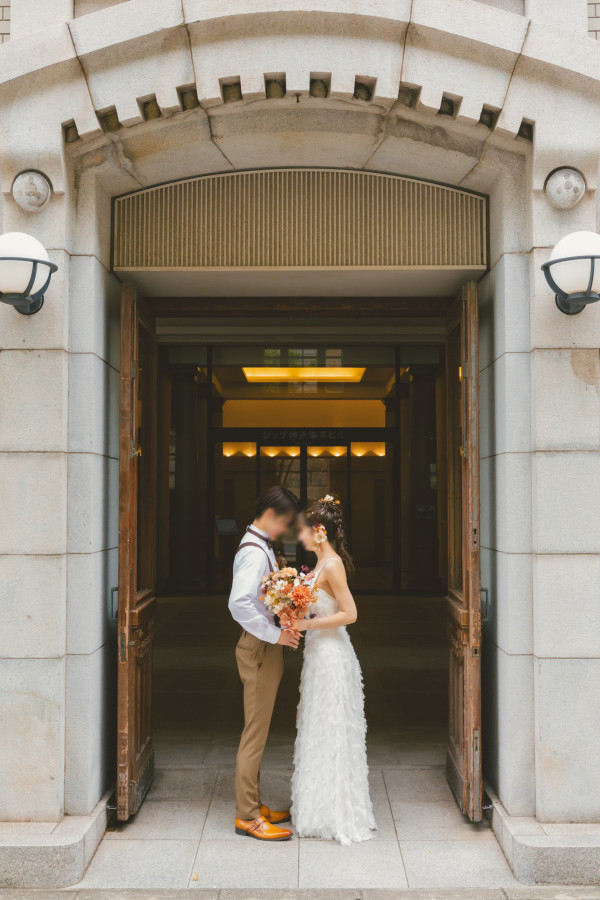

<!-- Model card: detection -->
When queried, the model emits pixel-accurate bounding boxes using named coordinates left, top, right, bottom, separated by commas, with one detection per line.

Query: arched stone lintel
left=1, top=0, right=600, bottom=233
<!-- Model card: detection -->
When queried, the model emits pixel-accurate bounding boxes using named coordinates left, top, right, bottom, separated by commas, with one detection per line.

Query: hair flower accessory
left=313, top=522, right=328, bottom=545
left=320, top=494, right=341, bottom=504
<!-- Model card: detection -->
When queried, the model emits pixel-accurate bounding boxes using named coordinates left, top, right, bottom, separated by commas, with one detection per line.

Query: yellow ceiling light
left=223, top=442, right=257, bottom=458
left=351, top=442, right=386, bottom=458
left=260, top=446, right=301, bottom=458
left=243, top=367, right=366, bottom=383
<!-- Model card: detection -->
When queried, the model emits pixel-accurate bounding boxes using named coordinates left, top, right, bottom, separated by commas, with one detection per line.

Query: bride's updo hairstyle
left=304, top=494, right=355, bottom=578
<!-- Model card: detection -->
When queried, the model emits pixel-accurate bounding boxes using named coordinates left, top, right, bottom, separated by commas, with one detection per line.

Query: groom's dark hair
left=256, top=485, right=301, bottom=519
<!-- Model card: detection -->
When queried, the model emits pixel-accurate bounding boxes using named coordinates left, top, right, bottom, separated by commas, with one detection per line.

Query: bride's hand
left=294, top=618, right=310, bottom=632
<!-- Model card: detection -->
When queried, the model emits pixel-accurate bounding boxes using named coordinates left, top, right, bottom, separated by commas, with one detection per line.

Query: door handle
left=481, top=587, right=489, bottom=620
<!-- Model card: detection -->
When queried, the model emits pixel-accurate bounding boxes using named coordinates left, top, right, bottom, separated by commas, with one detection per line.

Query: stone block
left=530, top=190, right=598, bottom=252
left=403, top=0, right=528, bottom=120
left=490, top=787, right=600, bottom=886
left=0, top=45, right=98, bottom=192
left=10, top=0, right=72, bottom=38
left=399, top=838, right=517, bottom=888
left=69, top=255, right=112, bottom=360
left=525, top=0, right=589, bottom=34
left=481, top=548, right=533, bottom=655
left=117, top=113, right=231, bottom=187
left=0, top=794, right=109, bottom=888
left=0, top=350, right=67, bottom=452
left=369, top=117, right=482, bottom=184
left=480, top=351, right=531, bottom=458
left=76, top=24, right=193, bottom=127
left=532, top=451, right=600, bottom=554
left=67, top=452, right=118, bottom=553
left=0, top=658, right=65, bottom=821
left=75, top=837, right=199, bottom=888
left=535, top=657, right=600, bottom=822
left=75, top=0, right=127, bottom=15
left=482, top=641, right=535, bottom=816
left=0, top=555, right=66, bottom=658
left=71, top=0, right=183, bottom=55
left=67, top=548, right=117, bottom=655
left=0, top=452, right=66, bottom=554
left=299, top=840, right=407, bottom=889
left=478, top=253, right=530, bottom=371
left=532, top=349, right=600, bottom=451
left=531, top=249, right=600, bottom=351
left=480, top=452, right=532, bottom=554
left=461, top=145, right=529, bottom=268
left=0, top=250, right=69, bottom=352
left=211, top=107, right=383, bottom=172
left=65, top=643, right=117, bottom=816
left=534, top=554, right=600, bottom=658
left=69, top=172, right=115, bottom=265
left=68, top=353, right=119, bottom=458
left=187, top=5, right=408, bottom=106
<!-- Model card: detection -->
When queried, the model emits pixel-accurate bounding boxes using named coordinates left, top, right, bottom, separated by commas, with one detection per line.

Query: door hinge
left=131, top=362, right=137, bottom=379
left=472, top=527, right=478, bottom=548
left=119, top=632, right=127, bottom=663
left=473, top=728, right=480, bottom=753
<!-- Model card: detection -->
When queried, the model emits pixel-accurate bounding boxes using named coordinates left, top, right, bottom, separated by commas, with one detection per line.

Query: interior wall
left=223, top=399, right=385, bottom=428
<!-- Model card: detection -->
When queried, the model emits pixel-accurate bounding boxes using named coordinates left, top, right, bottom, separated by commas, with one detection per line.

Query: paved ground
left=59, top=594, right=533, bottom=892
left=2, top=888, right=600, bottom=898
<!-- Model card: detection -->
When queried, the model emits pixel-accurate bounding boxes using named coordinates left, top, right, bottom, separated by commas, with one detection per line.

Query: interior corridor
left=73, top=595, right=517, bottom=891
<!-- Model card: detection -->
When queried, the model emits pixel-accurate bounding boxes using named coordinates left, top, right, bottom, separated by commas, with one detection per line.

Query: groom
left=228, top=485, right=302, bottom=841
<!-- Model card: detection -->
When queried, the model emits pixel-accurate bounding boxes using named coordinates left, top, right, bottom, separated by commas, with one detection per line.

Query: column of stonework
left=0, top=10, right=117, bottom=821
left=470, top=149, right=536, bottom=819
left=529, top=166, right=600, bottom=821
left=0, top=204, right=69, bottom=822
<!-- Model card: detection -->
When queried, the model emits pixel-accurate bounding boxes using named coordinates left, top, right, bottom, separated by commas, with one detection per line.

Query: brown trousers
left=235, top=630, right=284, bottom=820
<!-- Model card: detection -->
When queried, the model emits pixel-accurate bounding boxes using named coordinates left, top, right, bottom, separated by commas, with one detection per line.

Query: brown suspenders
left=235, top=540, right=274, bottom=573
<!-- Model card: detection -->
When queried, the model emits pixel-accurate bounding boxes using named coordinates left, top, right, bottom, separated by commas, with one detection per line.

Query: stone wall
left=0, top=1, right=9, bottom=43
left=589, top=2, right=600, bottom=38
left=2, top=0, right=600, bottom=44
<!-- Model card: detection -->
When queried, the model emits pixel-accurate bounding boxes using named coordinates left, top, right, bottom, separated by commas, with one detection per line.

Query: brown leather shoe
left=235, top=815, right=292, bottom=841
left=260, top=804, right=291, bottom=824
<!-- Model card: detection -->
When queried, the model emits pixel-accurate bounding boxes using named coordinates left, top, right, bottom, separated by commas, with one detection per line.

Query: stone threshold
left=487, top=786, right=600, bottom=886
left=1, top=887, right=600, bottom=899
left=0, top=792, right=110, bottom=889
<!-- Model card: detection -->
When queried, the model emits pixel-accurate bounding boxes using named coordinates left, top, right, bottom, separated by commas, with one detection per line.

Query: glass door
left=259, top=445, right=302, bottom=565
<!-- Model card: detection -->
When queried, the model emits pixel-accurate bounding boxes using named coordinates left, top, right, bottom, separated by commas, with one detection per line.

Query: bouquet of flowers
left=261, top=566, right=317, bottom=630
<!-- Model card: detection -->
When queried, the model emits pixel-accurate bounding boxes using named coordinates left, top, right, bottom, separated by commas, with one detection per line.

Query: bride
left=290, top=494, right=376, bottom=845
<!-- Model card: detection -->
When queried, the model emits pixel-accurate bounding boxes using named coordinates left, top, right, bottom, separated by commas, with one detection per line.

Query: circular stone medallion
left=12, top=171, right=52, bottom=212
left=545, top=168, right=586, bottom=210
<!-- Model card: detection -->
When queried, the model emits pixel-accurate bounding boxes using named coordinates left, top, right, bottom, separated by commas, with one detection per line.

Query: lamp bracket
left=542, top=254, right=600, bottom=316
left=0, top=257, right=57, bottom=316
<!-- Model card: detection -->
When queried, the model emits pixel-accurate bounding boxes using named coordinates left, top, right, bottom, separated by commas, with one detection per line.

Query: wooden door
left=445, top=282, right=482, bottom=822
left=117, top=284, right=157, bottom=821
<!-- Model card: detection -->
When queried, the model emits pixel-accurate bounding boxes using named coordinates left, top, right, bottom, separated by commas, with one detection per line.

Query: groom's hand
left=278, top=628, right=302, bottom=649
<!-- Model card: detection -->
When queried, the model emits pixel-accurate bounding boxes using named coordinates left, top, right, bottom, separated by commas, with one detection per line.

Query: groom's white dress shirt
left=228, top=526, right=281, bottom=644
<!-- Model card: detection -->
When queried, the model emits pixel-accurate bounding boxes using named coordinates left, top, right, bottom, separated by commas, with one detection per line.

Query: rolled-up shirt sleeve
left=228, top=547, right=281, bottom=644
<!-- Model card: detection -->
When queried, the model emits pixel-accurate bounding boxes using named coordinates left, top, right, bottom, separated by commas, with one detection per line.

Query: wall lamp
left=0, top=232, right=57, bottom=315
left=542, top=231, right=600, bottom=316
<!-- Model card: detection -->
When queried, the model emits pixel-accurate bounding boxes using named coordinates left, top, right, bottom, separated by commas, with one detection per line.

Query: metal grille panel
left=113, top=169, right=487, bottom=270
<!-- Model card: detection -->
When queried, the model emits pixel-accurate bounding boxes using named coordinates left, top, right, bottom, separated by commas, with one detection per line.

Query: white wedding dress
left=291, top=559, right=376, bottom=845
